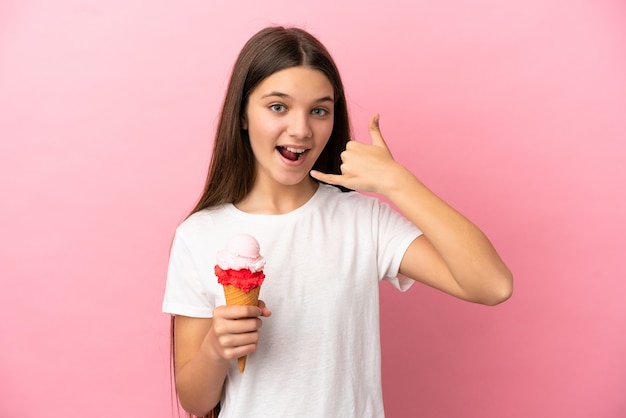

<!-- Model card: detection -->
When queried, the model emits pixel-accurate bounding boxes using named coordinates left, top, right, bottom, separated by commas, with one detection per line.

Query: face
left=243, top=66, right=335, bottom=190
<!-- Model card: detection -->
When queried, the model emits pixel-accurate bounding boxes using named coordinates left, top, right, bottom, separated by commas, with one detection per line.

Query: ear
left=241, top=115, right=248, bottom=130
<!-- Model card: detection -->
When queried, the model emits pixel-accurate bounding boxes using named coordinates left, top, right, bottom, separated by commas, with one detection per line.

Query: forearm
left=385, top=165, right=513, bottom=304
left=176, top=345, right=229, bottom=417
left=309, top=114, right=512, bottom=304
left=173, top=305, right=269, bottom=416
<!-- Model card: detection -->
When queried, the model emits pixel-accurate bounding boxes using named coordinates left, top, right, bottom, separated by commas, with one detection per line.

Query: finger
left=310, top=170, right=346, bottom=187
left=223, top=317, right=264, bottom=336
left=258, top=300, right=272, bottom=317
left=212, top=318, right=263, bottom=335
left=214, top=304, right=263, bottom=320
left=368, top=113, right=389, bottom=149
left=219, top=333, right=261, bottom=358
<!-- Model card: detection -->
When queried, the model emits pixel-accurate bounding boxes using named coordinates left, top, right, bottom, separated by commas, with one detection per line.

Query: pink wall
left=1, top=1, right=624, bottom=417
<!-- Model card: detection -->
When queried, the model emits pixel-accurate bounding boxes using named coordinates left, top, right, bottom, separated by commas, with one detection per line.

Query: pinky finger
left=310, top=170, right=343, bottom=185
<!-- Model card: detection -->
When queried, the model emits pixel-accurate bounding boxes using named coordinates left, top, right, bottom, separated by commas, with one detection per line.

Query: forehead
left=251, top=66, right=334, bottom=99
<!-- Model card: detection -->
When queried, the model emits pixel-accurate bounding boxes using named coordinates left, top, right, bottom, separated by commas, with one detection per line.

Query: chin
left=274, top=173, right=313, bottom=187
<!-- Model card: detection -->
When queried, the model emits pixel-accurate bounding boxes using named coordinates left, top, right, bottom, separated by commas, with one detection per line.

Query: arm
left=174, top=303, right=271, bottom=416
left=311, top=114, right=513, bottom=305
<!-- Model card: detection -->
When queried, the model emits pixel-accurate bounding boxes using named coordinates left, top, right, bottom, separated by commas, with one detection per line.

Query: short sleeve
left=375, top=200, right=423, bottom=292
left=162, top=231, right=215, bottom=317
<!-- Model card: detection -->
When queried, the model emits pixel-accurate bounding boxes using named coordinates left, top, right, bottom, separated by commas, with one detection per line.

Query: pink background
left=1, top=1, right=625, bottom=417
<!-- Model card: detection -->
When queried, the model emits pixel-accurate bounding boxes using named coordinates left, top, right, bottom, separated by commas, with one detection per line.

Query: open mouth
left=277, top=146, right=307, bottom=161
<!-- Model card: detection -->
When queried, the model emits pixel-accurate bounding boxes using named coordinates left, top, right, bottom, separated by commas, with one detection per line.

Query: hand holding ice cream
left=214, top=233, right=266, bottom=372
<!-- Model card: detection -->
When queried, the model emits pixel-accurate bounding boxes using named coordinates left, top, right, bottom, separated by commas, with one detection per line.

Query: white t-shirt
left=163, top=184, right=422, bottom=417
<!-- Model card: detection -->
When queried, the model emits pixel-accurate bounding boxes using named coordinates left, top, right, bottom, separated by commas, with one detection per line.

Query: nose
left=287, top=111, right=312, bottom=139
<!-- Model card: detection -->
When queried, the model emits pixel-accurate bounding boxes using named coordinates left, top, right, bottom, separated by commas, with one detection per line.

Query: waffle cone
left=222, top=284, right=261, bottom=373
left=223, top=285, right=260, bottom=306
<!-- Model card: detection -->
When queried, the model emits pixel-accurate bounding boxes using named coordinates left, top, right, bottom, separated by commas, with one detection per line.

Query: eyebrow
left=260, top=92, right=334, bottom=103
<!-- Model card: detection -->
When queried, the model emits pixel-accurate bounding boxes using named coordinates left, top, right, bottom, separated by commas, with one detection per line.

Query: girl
left=163, top=26, right=513, bottom=418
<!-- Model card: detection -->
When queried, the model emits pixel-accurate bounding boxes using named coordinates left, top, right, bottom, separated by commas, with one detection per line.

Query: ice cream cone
left=215, top=233, right=266, bottom=374
left=222, top=284, right=261, bottom=373
left=223, top=284, right=260, bottom=306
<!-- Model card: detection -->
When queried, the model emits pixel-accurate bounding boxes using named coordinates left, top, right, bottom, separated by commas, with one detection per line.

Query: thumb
left=258, top=300, right=272, bottom=317
left=368, top=114, right=389, bottom=149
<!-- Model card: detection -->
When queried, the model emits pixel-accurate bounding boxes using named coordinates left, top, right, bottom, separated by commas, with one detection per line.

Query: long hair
left=172, top=27, right=351, bottom=418
left=190, top=26, right=352, bottom=214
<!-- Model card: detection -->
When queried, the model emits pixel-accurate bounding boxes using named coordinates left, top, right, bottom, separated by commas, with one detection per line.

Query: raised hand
left=311, top=114, right=408, bottom=195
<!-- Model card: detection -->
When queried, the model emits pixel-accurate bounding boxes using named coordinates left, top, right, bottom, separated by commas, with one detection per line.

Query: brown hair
left=190, top=26, right=352, bottom=214
left=172, top=27, right=352, bottom=418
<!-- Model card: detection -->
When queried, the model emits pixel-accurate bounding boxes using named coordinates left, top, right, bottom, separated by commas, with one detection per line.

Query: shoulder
left=174, top=205, right=231, bottom=241
left=168, top=205, right=235, bottom=273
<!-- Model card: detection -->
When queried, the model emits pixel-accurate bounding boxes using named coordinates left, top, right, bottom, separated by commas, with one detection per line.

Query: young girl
left=163, top=26, right=513, bottom=418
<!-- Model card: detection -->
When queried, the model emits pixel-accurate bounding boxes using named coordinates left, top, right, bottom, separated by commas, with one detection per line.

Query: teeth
left=285, top=147, right=305, bottom=154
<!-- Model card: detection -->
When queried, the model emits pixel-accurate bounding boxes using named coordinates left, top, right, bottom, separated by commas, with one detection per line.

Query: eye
left=269, top=104, right=286, bottom=113
left=312, top=108, right=329, bottom=117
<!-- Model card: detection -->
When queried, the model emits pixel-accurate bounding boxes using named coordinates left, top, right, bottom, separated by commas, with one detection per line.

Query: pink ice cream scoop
left=216, top=233, right=266, bottom=273
left=215, top=233, right=266, bottom=293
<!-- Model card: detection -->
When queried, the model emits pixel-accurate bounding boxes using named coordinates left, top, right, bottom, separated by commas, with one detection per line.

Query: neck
left=235, top=179, right=319, bottom=215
